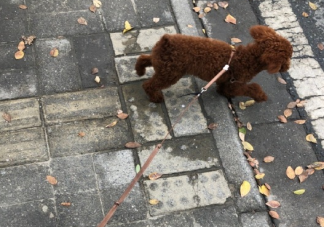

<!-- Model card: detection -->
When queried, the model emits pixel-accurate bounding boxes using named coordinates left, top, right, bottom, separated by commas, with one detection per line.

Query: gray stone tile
left=163, top=77, right=209, bottom=137
left=55, top=193, right=102, bottom=227
left=138, top=136, right=220, bottom=176
left=73, top=34, right=118, bottom=88
left=0, top=199, right=56, bottom=227
left=42, top=88, right=121, bottom=124
left=93, top=150, right=147, bottom=223
left=26, top=0, right=90, bottom=13
left=115, top=55, right=153, bottom=84
left=35, top=38, right=81, bottom=94
left=110, top=26, right=177, bottom=55
left=134, top=0, right=174, bottom=27
left=0, top=98, right=41, bottom=132
left=0, top=69, right=38, bottom=100
left=30, top=11, right=104, bottom=38
left=0, top=164, right=53, bottom=205
left=122, top=83, right=170, bottom=143
left=240, top=212, right=272, bottom=227
left=47, top=118, right=131, bottom=157
left=101, top=0, right=140, bottom=32
left=0, top=127, right=48, bottom=167
left=144, top=170, right=231, bottom=215
left=50, top=155, right=97, bottom=195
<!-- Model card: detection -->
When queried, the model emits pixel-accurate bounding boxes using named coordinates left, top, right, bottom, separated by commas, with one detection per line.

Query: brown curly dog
left=135, top=25, right=293, bottom=103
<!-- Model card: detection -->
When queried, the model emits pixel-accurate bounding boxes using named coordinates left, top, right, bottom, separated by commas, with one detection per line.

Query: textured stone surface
left=0, top=127, right=48, bottom=167
left=110, top=26, right=177, bottom=55
left=0, top=98, right=41, bottom=131
left=138, top=136, right=219, bottom=176
left=42, top=88, right=121, bottom=124
left=240, top=212, right=272, bottom=227
left=47, top=118, right=131, bottom=157
left=144, top=170, right=231, bottom=215
left=115, top=56, right=153, bottom=83
left=122, top=83, right=170, bottom=143
left=163, top=77, right=209, bottom=137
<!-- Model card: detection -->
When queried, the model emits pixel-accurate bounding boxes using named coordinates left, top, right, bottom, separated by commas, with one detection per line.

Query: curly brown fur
left=135, top=25, right=293, bottom=103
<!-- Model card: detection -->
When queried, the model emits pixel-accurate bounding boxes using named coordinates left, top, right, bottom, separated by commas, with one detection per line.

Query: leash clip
left=198, top=87, right=207, bottom=97
left=223, top=64, right=229, bottom=71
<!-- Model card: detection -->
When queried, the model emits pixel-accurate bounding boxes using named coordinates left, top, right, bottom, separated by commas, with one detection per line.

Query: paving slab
left=47, top=118, right=131, bottom=157
left=73, top=34, right=118, bottom=88
left=138, top=136, right=220, bottom=176
left=42, top=88, right=121, bottom=124
left=115, top=55, right=153, bottom=84
left=0, top=98, right=41, bottom=132
left=35, top=38, right=81, bottom=94
left=110, top=26, right=177, bottom=56
left=163, top=77, right=209, bottom=137
left=0, top=163, right=53, bottom=205
left=0, top=69, right=38, bottom=100
left=93, top=150, right=147, bottom=223
left=0, top=199, right=56, bottom=227
left=144, top=170, right=231, bottom=216
left=26, top=0, right=90, bottom=13
left=122, top=82, right=170, bottom=143
left=240, top=212, right=272, bottom=227
left=0, top=127, right=48, bottom=167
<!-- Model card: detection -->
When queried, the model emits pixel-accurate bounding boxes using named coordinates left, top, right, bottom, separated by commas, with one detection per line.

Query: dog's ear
left=250, top=25, right=276, bottom=42
left=261, top=52, right=283, bottom=74
left=266, top=63, right=282, bottom=74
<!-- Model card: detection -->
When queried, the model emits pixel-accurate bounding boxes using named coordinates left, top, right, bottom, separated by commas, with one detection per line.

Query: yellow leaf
left=192, top=7, right=200, bottom=12
left=149, top=199, right=159, bottom=205
left=286, top=166, right=295, bottom=179
left=239, top=102, right=246, bottom=110
left=309, top=1, right=317, bottom=10
left=246, top=122, right=252, bottom=131
left=105, top=120, right=118, bottom=128
left=93, top=0, right=102, bottom=8
left=293, top=189, right=305, bottom=195
left=225, top=14, right=236, bottom=24
left=306, top=134, right=317, bottom=143
left=294, top=166, right=304, bottom=176
left=231, top=38, right=242, bottom=44
left=204, top=7, right=211, bottom=13
left=240, top=181, right=251, bottom=197
left=18, top=41, right=25, bottom=51
left=202, top=29, right=206, bottom=33
left=317, top=217, right=324, bottom=227
left=244, top=100, right=255, bottom=107
left=302, top=12, right=309, bottom=17
left=242, top=141, right=254, bottom=151
left=50, top=48, right=59, bottom=57
left=123, top=21, right=133, bottom=33
left=14, top=50, right=24, bottom=60
left=94, top=76, right=100, bottom=83
left=259, top=185, right=270, bottom=196
left=255, top=173, right=265, bottom=179
left=269, top=210, right=280, bottom=219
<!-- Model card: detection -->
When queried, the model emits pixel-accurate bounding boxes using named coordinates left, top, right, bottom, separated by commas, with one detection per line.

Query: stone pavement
left=0, top=0, right=324, bottom=227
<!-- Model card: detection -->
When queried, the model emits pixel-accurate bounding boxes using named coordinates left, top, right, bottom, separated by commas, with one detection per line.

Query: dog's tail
left=135, top=54, right=152, bottom=76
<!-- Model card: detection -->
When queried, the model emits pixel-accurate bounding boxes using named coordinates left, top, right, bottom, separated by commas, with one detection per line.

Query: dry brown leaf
left=93, top=0, right=102, bottom=8
left=105, top=120, right=118, bottom=128
left=277, top=77, right=287, bottom=84
left=286, top=166, right=296, bottom=179
left=231, top=38, right=242, bottom=43
left=89, top=5, right=97, bottom=13
left=77, top=17, right=87, bottom=25
left=206, top=2, right=213, bottom=7
left=287, top=101, right=297, bottom=109
left=266, top=200, right=281, bottom=208
left=18, top=41, right=25, bottom=51
left=269, top=210, right=280, bottom=219
left=125, top=142, right=141, bottom=148
left=207, top=123, right=218, bottom=130
left=91, top=67, right=99, bottom=74
left=284, top=109, right=292, bottom=118
left=22, top=35, right=36, bottom=45
left=61, top=202, right=71, bottom=206
left=218, top=1, right=229, bottom=9
left=317, top=217, right=324, bottom=227
left=239, top=132, right=245, bottom=141
left=187, top=24, right=193, bottom=28
left=19, top=4, right=27, bottom=9
left=318, top=43, right=324, bottom=51
left=255, top=173, right=265, bottom=179
left=298, top=171, right=308, bottom=183
left=306, top=134, right=317, bottom=143
left=204, top=7, right=211, bottom=13
left=149, top=199, right=159, bottom=205
left=259, top=185, right=270, bottom=196
left=309, top=1, right=317, bottom=10
left=244, top=100, right=255, bottom=107
left=265, top=183, right=271, bottom=190
left=296, top=100, right=306, bottom=107
left=117, top=112, right=128, bottom=120
left=225, top=14, right=236, bottom=24
left=193, top=7, right=200, bottom=12
left=306, top=168, right=315, bottom=175
left=246, top=122, right=252, bottom=131
left=153, top=17, right=160, bottom=23
left=308, top=162, right=324, bottom=170
left=277, top=115, right=287, bottom=123
left=46, top=175, right=58, bottom=185
left=2, top=112, right=12, bottom=122
left=198, top=13, right=204, bottom=18
left=50, top=48, right=59, bottom=57
left=294, top=119, right=306, bottom=124
left=295, top=166, right=304, bottom=175
left=78, top=131, right=85, bottom=137
left=264, top=156, right=275, bottom=163
left=302, top=12, right=309, bottom=17
left=213, top=2, right=219, bottom=10
left=14, top=50, right=24, bottom=60
left=148, top=172, right=162, bottom=180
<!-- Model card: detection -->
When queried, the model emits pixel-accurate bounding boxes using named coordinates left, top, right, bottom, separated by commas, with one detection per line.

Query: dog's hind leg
left=135, top=54, right=152, bottom=76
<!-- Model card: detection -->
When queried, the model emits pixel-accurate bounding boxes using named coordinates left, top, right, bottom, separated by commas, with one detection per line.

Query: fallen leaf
left=22, top=35, right=36, bottom=45
left=309, top=1, right=317, bottom=10
left=244, top=100, right=255, bottom=107
left=317, top=217, right=324, bottom=227
left=93, top=0, right=102, bottom=8
left=266, top=201, right=281, bottom=208
left=91, top=67, right=99, bottom=74
left=277, top=115, right=287, bottom=123
left=94, top=76, right=100, bottom=83
left=148, top=172, right=162, bottom=180
left=306, top=168, right=315, bottom=175
left=213, top=3, right=219, bottom=10
left=287, top=101, right=297, bottom=108
left=294, top=119, right=306, bottom=124
left=204, top=7, right=211, bottom=13
left=307, top=162, right=324, bottom=170
left=255, top=172, right=265, bottom=179
left=240, top=180, right=251, bottom=197
left=135, top=164, right=141, bottom=173
left=286, top=166, right=295, bottom=179
left=239, top=132, right=245, bottom=141
left=153, top=17, right=160, bottom=23
left=187, top=24, right=193, bottom=28
left=306, top=134, right=317, bottom=143
left=89, top=5, right=97, bottom=13
left=218, top=1, right=229, bottom=9
left=239, top=127, right=246, bottom=134
left=264, top=156, right=275, bottom=163
left=318, top=43, right=324, bottom=51
left=18, top=41, right=25, bottom=51
left=14, top=50, right=24, bottom=59
left=105, top=120, right=118, bottom=128
left=246, top=122, right=252, bottom=131
left=198, top=13, right=204, bottom=18
left=149, top=199, right=159, bottom=205
left=269, top=210, right=280, bottom=219
left=117, top=109, right=123, bottom=115
left=207, top=123, right=218, bottom=130
left=231, top=38, right=242, bottom=44
left=239, top=102, right=246, bottom=110
left=193, top=7, right=201, bottom=12
left=61, top=202, right=71, bottom=206
left=259, top=185, right=270, bottom=196
left=117, top=112, right=128, bottom=120
left=202, top=29, right=206, bottom=34
left=265, top=183, right=271, bottom=190
left=78, top=132, right=85, bottom=137
left=277, top=77, right=287, bottom=84
left=123, top=21, right=133, bottom=33
left=50, top=48, right=59, bottom=57
left=298, top=171, right=308, bottom=183
left=125, top=142, right=141, bottom=148
left=293, top=189, right=305, bottom=195
left=242, top=141, right=254, bottom=151
left=2, top=112, right=12, bottom=122
left=77, top=17, right=87, bottom=25
left=225, top=14, right=236, bottom=24
left=46, top=175, right=58, bottom=185
left=284, top=109, right=292, bottom=118
left=295, top=166, right=304, bottom=175
left=19, top=4, right=27, bottom=9
left=302, top=12, right=309, bottom=17
left=296, top=100, right=306, bottom=107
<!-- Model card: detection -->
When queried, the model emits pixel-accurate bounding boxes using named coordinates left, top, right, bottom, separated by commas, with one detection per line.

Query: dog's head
left=250, top=25, right=293, bottom=74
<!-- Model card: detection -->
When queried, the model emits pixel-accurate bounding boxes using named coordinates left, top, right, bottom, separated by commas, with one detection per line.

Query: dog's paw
left=149, top=94, right=164, bottom=103
left=253, top=92, right=268, bottom=102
